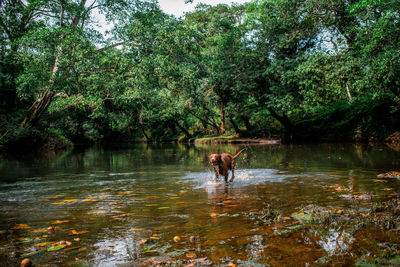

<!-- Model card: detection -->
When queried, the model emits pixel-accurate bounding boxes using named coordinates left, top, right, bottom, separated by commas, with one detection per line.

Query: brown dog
left=209, top=148, right=246, bottom=183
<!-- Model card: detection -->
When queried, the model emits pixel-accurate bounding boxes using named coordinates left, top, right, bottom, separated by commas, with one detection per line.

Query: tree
left=245, top=0, right=319, bottom=141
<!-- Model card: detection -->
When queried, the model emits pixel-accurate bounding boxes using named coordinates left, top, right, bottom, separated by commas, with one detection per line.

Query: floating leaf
left=35, top=242, right=51, bottom=247
left=145, top=204, right=158, bottom=207
left=71, top=230, right=89, bottom=235
left=12, top=224, right=30, bottom=230
left=88, top=210, right=106, bottom=215
left=131, top=228, right=145, bottom=231
left=170, top=197, right=180, bottom=199
left=210, top=213, right=217, bottom=218
left=117, top=191, right=134, bottom=195
left=291, top=212, right=313, bottom=222
left=51, top=220, right=70, bottom=225
left=158, top=207, right=170, bottom=210
left=142, top=250, right=158, bottom=254
left=82, top=199, right=97, bottom=202
left=63, top=199, right=78, bottom=203
left=32, top=229, right=47, bottom=233
left=51, top=202, right=65, bottom=205
left=222, top=200, right=233, bottom=204
left=47, top=244, right=66, bottom=251
left=186, top=252, right=196, bottom=259
left=137, top=239, right=147, bottom=246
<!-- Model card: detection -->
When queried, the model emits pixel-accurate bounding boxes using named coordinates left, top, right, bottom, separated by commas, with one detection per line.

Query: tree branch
left=94, top=42, right=126, bottom=53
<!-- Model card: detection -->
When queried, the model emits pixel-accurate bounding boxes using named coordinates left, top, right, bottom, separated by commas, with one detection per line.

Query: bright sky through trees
left=158, top=0, right=251, bottom=17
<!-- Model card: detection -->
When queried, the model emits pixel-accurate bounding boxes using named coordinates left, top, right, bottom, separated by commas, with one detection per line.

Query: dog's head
left=209, top=154, right=221, bottom=166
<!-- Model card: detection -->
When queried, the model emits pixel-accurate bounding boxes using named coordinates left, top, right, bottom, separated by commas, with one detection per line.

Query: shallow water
left=0, top=143, right=400, bottom=266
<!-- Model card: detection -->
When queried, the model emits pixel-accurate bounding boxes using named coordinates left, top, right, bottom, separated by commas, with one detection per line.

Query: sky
left=94, top=0, right=251, bottom=38
left=158, top=0, right=251, bottom=17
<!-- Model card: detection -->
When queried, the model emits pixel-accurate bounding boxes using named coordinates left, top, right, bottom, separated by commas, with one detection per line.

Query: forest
left=1, top=0, right=400, bottom=151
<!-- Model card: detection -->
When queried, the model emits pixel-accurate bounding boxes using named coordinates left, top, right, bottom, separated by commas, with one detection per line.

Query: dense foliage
left=1, top=0, right=399, bottom=150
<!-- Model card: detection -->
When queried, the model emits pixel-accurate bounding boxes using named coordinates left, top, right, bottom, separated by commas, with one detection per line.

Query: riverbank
left=193, top=136, right=281, bottom=145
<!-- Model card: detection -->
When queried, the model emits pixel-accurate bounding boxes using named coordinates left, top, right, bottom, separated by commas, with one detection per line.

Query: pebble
left=20, top=258, right=32, bottom=267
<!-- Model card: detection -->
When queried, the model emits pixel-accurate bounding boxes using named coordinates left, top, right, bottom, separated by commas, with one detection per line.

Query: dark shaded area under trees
left=1, top=0, right=399, bottom=152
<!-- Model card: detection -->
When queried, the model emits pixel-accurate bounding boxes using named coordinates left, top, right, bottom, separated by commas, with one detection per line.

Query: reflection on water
left=0, top=143, right=399, bottom=266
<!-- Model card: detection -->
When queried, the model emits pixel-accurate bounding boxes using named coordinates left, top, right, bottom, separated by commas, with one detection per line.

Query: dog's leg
left=229, top=167, right=235, bottom=182
left=213, top=167, right=220, bottom=181
left=224, top=174, right=229, bottom=183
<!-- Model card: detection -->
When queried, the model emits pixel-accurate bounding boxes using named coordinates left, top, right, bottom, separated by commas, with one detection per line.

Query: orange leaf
left=137, top=239, right=147, bottom=246
left=51, top=202, right=65, bottom=205
left=82, top=199, right=97, bottom=202
left=35, top=242, right=51, bottom=247
left=63, top=199, right=78, bottom=202
left=186, top=252, right=196, bottom=259
left=131, top=228, right=145, bottom=231
left=71, top=230, right=89, bottom=235
left=12, top=224, right=30, bottom=230
left=210, top=213, right=217, bottom=218
left=52, top=220, right=70, bottom=224
left=32, top=229, right=47, bottom=233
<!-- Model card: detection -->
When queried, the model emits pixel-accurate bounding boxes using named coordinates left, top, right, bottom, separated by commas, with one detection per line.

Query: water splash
left=182, top=168, right=306, bottom=190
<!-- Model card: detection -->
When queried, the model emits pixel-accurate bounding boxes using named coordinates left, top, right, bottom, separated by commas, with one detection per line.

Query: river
left=0, top=143, right=399, bottom=266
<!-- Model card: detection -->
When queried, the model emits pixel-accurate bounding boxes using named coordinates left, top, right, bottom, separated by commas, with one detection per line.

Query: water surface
left=0, top=143, right=399, bottom=266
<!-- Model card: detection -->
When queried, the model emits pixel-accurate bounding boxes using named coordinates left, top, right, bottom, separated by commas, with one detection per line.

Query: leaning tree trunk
left=20, top=88, right=56, bottom=128
left=20, top=0, right=85, bottom=129
left=218, top=102, right=227, bottom=134
left=175, top=120, right=193, bottom=139
left=20, top=45, right=62, bottom=129
left=228, top=116, right=240, bottom=137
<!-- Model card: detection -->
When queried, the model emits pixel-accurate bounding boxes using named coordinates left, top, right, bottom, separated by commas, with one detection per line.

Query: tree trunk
left=169, top=121, right=177, bottom=135
left=228, top=116, right=240, bottom=137
left=268, top=108, right=295, bottom=142
left=20, top=88, right=56, bottom=128
left=240, top=115, right=252, bottom=132
left=20, top=0, right=85, bottom=129
left=218, top=102, right=227, bottom=134
left=141, top=127, right=150, bottom=141
left=175, top=120, right=193, bottom=139
left=188, top=110, right=220, bottom=133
